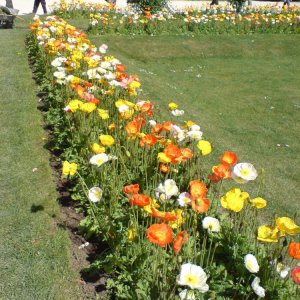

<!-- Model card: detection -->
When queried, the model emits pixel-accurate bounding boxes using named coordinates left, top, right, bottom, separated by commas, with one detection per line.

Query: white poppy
left=189, top=124, right=201, bottom=131
left=118, top=104, right=131, bottom=113
left=171, top=109, right=185, bottom=117
left=148, top=120, right=157, bottom=127
left=177, top=192, right=192, bottom=207
left=99, top=44, right=108, bottom=54
left=187, top=130, right=203, bottom=141
left=202, top=217, right=221, bottom=232
left=251, top=277, right=265, bottom=298
left=276, top=263, right=290, bottom=278
left=232, top=163, right=258, bottom=184
left=179, top=289, right=196, bottom=300
left=244, top=254, right=260, bottom=273
left=86, top=68, right=100, bottom=80
left=178, top=263, right=209, bottom=292
left=156, top=179, right=178, bottom=199
left=88, top=187, right=103, bottom=203
left=89, top=153, right=109, bottom=167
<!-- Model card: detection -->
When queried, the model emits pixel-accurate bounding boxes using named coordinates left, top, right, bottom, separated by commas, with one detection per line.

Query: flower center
left=184, top=274, right=198, bottom=286
left=94, top=190, right=101, bottom=198
left=240, top=169, right=250, bottom=177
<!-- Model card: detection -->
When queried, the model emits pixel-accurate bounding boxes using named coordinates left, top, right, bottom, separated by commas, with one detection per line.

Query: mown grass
left=88, top=33, right=300, bottom=221
left=0, top=17, right=79, bottom=299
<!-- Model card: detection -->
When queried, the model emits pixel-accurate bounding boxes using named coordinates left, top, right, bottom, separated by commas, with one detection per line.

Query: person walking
left=5, top=0, right=14, bottom=8
left=32, top=0, right=47, bottom=14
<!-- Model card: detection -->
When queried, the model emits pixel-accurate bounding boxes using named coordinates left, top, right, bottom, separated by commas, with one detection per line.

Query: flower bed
left=51, top=0, right=300, bottom=34
left=88, top=6, right=300, bottom=35
left=27, top=15, right=300, bottom=299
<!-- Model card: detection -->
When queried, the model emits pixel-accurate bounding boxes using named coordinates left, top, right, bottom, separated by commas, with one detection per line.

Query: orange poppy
left=125, top=121, right=141, bottom=136
left=129, top=194, right=150, bottom=207
left=191, top=197, right=210, bottom=214
left=220, top=151, right=238, bottom=167
left=108, top=123, right=116, bottom=131
left=116, top=64, right=126, bottom=73
left=140, top=134, right=157, bottom=147
left=70, top=84, right=85, bottom=99
left=132, top=114, right=146, bottom=126
left=149, top=208, right=178, bottom=222
left=159, top=164, right=170, bottom=173
left=123, top=184, right=140, bottom=195
left=164, top=144, right=181, bottom=163
left=83, top=81, right=94, bottom=87
left=189, top=180, right=207, bottom=199
left=181, top=148, right=193, bottom=161
left=139, top=102, right=153, bottom=114
left=116, top=73, right=128, bottom=82
left=146, top=223, right=173, bottom=247
left=173, top=231, right=189, bottom=254
left=288, top=242, right=300, bottom=260
left=150, top=124, right=162, bottom=134
left=162, top=121, right=175, bottom=132
left=210, top=164, right=231, bottom=183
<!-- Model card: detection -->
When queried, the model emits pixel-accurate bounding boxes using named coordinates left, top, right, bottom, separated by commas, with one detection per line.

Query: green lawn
left=89, top=34, right=300, bottom=221
left=0, top=18, right=79, bottom=299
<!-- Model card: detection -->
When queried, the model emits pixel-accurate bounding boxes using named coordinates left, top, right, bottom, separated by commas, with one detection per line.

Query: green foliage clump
left=135, top=0, right=167, bottom=13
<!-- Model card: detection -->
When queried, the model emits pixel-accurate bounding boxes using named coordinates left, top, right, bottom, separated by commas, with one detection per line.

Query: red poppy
left=129, top=194, right=150, bottom=207
left=83, top=81, right=94, bottom=87
left=146, top=223, right=173, bottom=247
left=220, top=151, right=238, bottom=167
left=173, top=231, right=189, bottom=254
left=123, top=184, right=139, bottom=195
left=189, top=180, right=207, bottom=199
left=291, top=267, right=300, bottom=284
left=288, top=242, right=300, bottom=260
left=191, top=197, right=210, bottom=214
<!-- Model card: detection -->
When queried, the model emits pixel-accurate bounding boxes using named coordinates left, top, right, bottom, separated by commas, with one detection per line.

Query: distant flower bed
left=27, top=15, right=300, bottom=299
left=88, top=6, right=300, bottom=34
left=51, top=0, right=300, bottom=34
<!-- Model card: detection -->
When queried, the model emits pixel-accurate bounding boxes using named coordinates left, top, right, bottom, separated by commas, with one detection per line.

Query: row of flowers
left=88, top=8, right=300, bottom=35
left=51, top=0, right=300, bottom=34
left=27, top=14, right=300, bottom=299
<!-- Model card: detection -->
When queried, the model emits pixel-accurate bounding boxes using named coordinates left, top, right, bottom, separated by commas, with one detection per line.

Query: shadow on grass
left=30, top=204, right=44, bottom=213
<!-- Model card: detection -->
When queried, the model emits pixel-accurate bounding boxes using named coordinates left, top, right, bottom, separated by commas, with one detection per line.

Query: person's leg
left=5, top=0, right=14, bottom=8
left=41, top=0, right=47, bottom=14
left=33, top=0, right=41, bottom=13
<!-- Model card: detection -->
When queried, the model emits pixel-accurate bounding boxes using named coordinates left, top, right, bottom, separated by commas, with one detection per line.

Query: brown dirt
left=51, top=160, right=110, bottom=300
